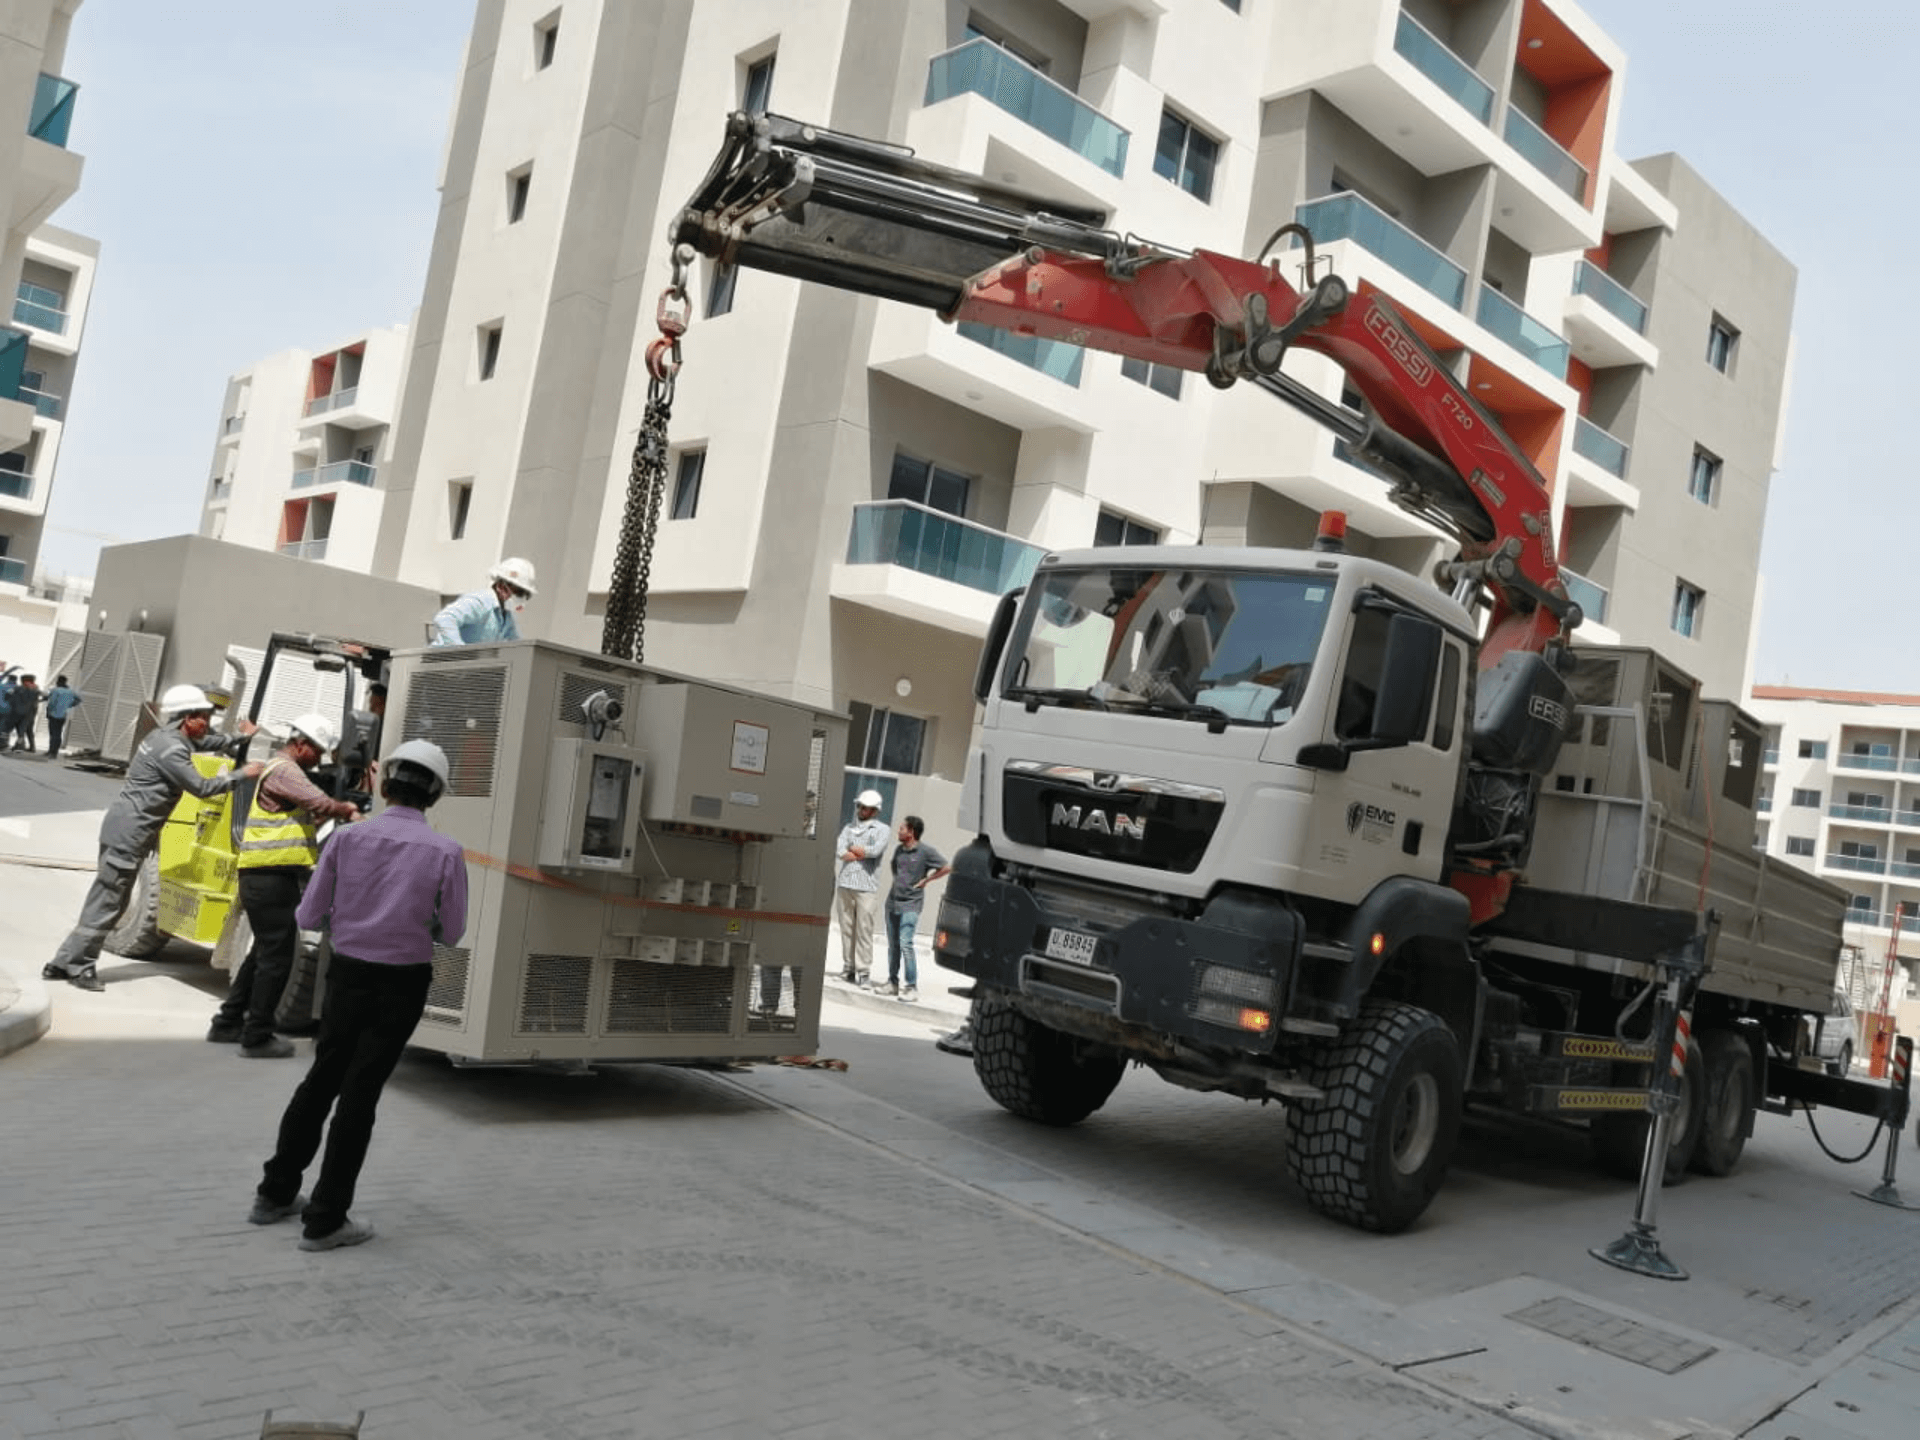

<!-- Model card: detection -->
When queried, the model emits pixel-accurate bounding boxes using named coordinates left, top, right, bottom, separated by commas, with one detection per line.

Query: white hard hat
left=488, top=556, right=538, bottom=596
left=159, top=684, right=214, bottom=718
left=387, top=738, right=451, bottom=797
left=856, top=788, right=884, bottom=809
left=286, top=711, right=340, bottom=754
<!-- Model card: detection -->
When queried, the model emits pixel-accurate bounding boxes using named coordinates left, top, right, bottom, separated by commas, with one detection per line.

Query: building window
left=1670, top=579, right=1703, bottom=639
left=1687, top=445, right=1720, bottom=505
left=1120, top=354, right=1183, bottom=399
left=743, top=53, right=776, bottom=114
left=1790, top=788, right=1821, bottom=808
left=449, top=480, right=472, bottom=540
left=507, top=165, right=532, bottom=223
left=478, top=322, right=503, bottom=381
left=852, top=703, right=928, bottom=775
left=535, top=12, right=560, bottom=70
left=1799, top=739, right=1828, bottom=759
left=1706, top=314, right=1739, bottom=373
left=706, top=261, right=738, bottom=318
left=888, top=450, right=969, bottom=518
left=1786, top=835, right=1815, bottom=857
left=1094, top=508, right=1159, bottom=547
left=1153, top=107, right=1219, bottom=203
left=670, top=449, right=705, bottom=520
left=1839, top=840, right=1880, bottom=860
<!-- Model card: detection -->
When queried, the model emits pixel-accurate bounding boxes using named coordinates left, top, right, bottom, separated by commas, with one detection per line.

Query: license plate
left=1044, top=927, right=1099, bottom=966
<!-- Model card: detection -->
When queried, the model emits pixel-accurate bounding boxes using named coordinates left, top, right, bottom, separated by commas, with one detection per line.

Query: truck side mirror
left=972, top=588, right=1023, bottom=704
left=1368, top=613, right=1441, bottom=746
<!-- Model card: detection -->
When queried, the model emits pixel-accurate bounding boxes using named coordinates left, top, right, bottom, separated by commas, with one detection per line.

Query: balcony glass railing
left=0, top=470, right=33, bottom=500
left=1893, top=863, right=1920, bottom=880
left=1295, top=192, right=1467, bottom=309
left=1392, top=11, right=1493, bottom=123
left=290, top=468, right=315, bottom=489
left=955, top=321, right=1084, bottom=385
left=1830, top=804, right=1893, bottom=823
left=925, top=38, right=1129, bottom=178
left=1756, top=796, right=1772, bottom=812
left=1475, top=285, right=1568, bottom=377
left=1503, top=106, right=1586, bottom=201
left=1763, top=747, right=1780, bottom=764
left=279, top=539, right=330, bottom=561
left=0, top=327, right=26, bottom=401
left=1826, top=853, right=1888, bottom=875
left=294, top=461, right=377, bottom=489
left=302, top=386, right=360, bottom=417
left=1559, top=566, right=1608, bottom=624
left=222, top=415, right=245, bottom=436
left=14, top=283, right=69, bottom=335
left=1896, top=810, right=1920, bottom=828
left=1846, top=908, right=1887, bottom=926
left=18, top=387, right=60, bottom=420
left=846, top=499, right=1044, bottom=598
left=1837, top=751, right=1899, bottom=772
left=0, top=557, right=25, bottom=585
left=29, top=73, right=77, bottom=149
left=1572, top=261, right=1648, bottom=334
left=1572, top=415, right=1630, bottom=479
left=210, top=480, right=232, bottom=502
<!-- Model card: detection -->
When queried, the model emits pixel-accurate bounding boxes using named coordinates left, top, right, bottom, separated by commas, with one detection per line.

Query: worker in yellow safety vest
left=210, top=712, right=363, bottom=1056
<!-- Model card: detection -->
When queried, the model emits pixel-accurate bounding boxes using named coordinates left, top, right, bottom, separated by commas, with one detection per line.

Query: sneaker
left=40, top=962, right=67, bottom=981
left=248, top=1191, right=307, bottom=1225
left=298, top=1218, right=375, bottom=1252
left=935, top=1023, right=974, bottom=1057
left=840, top=969, right=859, bottom=984
left=900, top=986, right=919, bottom=1002
left=239, top=1037, right=296, bottom=1059
left=67, top=965, right=104, bottom=993
left=870, top=980, right=898, bottom=997
left=207, top=1021, right=243, bottom=1044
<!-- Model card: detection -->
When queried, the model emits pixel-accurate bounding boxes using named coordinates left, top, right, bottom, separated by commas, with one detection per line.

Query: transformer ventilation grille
left=559, top=672, right=626, bottom=727
left=421, top=943, right=471, bottom=1026
left=401, top=664, right=506, bottom=798
left=517, top=953, right=593, bottom=1035
left=605, top=960, right=737, bottom=1034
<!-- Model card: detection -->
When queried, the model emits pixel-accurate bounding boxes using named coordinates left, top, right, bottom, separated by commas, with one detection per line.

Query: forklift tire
left=1286, top=1000, right=1463, bottom=1234
left=972, top=992, right=1125, bottom=1126
left=1691, top=1029, right=1756, bottom=1177
left=1591, top=1032, right=1705, bottom=1185
left=104, top=853, right=168, bottom=959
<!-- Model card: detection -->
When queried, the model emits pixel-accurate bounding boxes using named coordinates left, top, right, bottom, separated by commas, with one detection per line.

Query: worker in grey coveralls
left=42, top=684, right=263, bottom=992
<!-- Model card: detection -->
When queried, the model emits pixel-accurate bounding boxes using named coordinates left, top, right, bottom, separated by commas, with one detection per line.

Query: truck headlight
left=934, top=900, right=974, bottom=958
left=1190, top=963, right=1278, bottom=1034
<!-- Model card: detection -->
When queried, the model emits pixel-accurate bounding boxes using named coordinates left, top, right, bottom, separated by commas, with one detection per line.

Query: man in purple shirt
left=248, top=739, right=468, bottom=1252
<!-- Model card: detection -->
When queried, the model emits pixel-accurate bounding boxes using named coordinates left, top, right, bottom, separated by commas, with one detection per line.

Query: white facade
left=373, top=0, right=1797, bottom=831
left=198, top=323, right=409, bottom=575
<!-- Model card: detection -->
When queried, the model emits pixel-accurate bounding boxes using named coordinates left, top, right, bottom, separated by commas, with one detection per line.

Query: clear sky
left=38, top=0, right=1919, bottom=689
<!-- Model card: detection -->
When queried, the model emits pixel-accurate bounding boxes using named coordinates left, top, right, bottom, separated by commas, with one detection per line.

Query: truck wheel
left=972, top=993, right=1125, bottom=1126
left=1691, top=1029, right=1755, bottom=1177
left=1286, top=1000, right=1463, bottom=1234
left=1590, top=1033, right=1704, bottom=1184
left=105, top=853, right=168, bottom=959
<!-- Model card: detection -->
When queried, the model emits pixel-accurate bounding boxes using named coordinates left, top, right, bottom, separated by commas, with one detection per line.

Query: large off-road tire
left=104, top=853, right=168, bottom=958
left=1591, top=1031, right=1704, bottom=1185
left=1691, top=1028, right=1756, bottom=1177
left=972, top=992, right=1126, bottom=1126
left=1286, top=1000, right=1463, bottom=1234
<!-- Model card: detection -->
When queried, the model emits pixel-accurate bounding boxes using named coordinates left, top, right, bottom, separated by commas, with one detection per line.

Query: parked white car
left=1812, top=991, right=1859, bottom=1076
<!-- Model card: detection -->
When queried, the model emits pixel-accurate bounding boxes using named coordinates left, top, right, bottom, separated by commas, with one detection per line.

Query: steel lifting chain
left=601, top=244, right=694, bottom=663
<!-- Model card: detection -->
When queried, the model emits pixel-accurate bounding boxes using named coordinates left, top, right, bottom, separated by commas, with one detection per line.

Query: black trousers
left=258, top=953, right=433, bottom=1238
left=46, top=716, right=64, bottom=755
left=219, top=868, right=307, bottom=1044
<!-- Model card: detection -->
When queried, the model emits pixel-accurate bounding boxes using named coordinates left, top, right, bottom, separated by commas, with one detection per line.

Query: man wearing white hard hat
left=249, top=739, right=468, bottom=1252
left=43, top=685, right=264, bottom=992
left=211, top=712, right=364, bottom=1057
left=427, top=556, right=537, bottom=646
left=831, top=788, right=891, bottom=987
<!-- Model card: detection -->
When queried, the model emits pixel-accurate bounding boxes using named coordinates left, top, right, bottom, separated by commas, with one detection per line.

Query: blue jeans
left=884, top=904, right=921, bottom=987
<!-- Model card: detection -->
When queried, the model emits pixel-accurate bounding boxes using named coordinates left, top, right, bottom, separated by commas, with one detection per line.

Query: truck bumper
left=931, top=840, right=1299, bottom=1054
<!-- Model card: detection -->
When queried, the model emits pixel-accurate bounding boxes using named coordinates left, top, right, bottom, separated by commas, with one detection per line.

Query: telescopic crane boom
left=668, top=111, right=1579, bottom=668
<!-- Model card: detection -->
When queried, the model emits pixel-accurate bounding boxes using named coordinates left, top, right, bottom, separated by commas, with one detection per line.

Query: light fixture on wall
left=895, top=677, right=913, bottom=698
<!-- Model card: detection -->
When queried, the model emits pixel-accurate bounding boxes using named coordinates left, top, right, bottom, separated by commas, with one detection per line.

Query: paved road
left=5, top=755, right=1919, bottom=1440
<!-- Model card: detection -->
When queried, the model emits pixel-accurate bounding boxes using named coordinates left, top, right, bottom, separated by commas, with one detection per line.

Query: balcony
left=1757, top=796, right=1772, bottom=813
left=0, top=328, right=25, bottom=400
left=0, top=470, right=33, bottom=500
left=924, top=38, right=1128, bottom=178
left=210, top=480, right=232, bottom=502
left=1826, top=853, right=1888, bottom=875
left=847, top=500, right=1043, bottom=596
left=18, top=386, right=60, bottom=420
left=1831, top=804, right=1893, bottom=824
left=1392, top=11, right=1492, bottom=124
left=1475, top=285, right=1568, bottom=378
left=303, top=386, right=360, bottom=418
left=1763, top=748, right=1780, bottom=765
left=29, top=73, right=78, bottom=148
left=1502, top=106, right=1586, bottom=202
left=1572, top=416, right=1630, bottom=479
left=1560, top=566, right=1608, bottom=625
left=1897, top=810, right=1920, bottom=828
left=1295, top=192, right=1466, bottom=309
left=955, top=322, right=1084, bottom=385
left=0, top=556, right=25, bottom=585
left=222, top=415, right=245, bottom=436
left=278, top=539, right=329, bottom=561
left=13, top=283, right=68, bottom=335
left=291, top=459, right=376, bottom=491
left=1894, top=862, right=1920, bottom=881
left=1837, top=751, right=1899, bottom=773
left=1573, top=262, right=1648, bottom=334
left=1846, top=908, right=1888, bottom=927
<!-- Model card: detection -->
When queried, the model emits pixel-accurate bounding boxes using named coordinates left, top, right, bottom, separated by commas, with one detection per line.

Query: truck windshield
left=1001, top=566, right=1335, bottom=726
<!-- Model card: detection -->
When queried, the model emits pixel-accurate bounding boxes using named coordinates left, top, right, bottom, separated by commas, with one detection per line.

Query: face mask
left=510, top=597, right=527, bottom=614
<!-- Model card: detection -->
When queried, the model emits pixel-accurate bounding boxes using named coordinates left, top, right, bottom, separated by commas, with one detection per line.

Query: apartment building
left=0, top=0, right=87, bottom=663
left=199, top=323, right=409, bottom=574
left=373, top=0, right=1797, bottom=828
